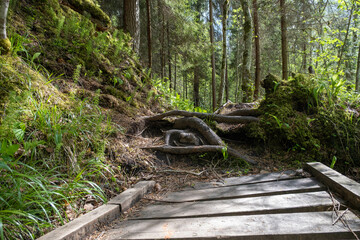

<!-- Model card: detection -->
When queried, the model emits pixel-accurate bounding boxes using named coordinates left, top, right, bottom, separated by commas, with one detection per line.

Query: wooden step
left=132, top=191, right=333, bottom=220
left=186, top=170, right=298, bottom=190
left=106, top=211, right=360, bottom=240
left=305, top=162, right=360, bottom=209
left=163, top=178, right=325, bottom=202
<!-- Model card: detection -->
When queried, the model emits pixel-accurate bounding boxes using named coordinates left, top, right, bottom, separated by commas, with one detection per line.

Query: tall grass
left=0, top=58, right=116, bottom=239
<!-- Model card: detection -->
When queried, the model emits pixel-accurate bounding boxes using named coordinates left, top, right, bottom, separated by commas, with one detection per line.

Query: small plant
left=330, top=156, right=337, bottom=169
left=73, top=64, right=82, bottom=84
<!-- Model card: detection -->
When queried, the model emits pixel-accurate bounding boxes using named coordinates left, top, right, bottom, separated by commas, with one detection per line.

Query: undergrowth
left=0, top=56, right=119, bottom=239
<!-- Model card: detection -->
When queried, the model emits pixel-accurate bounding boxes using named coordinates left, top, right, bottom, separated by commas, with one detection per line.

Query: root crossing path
left=103, top=162, right=360, bottom=240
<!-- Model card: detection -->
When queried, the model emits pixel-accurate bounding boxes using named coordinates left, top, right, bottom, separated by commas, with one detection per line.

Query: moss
left=67, top=0, right=111, bottom=28
left=0, top=38, right=11, bottom=55
left=104, top=86, right=127, bottom=101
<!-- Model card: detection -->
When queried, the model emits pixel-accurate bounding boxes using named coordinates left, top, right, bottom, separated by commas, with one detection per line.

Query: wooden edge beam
left=304, top=162, right=360, bottom=209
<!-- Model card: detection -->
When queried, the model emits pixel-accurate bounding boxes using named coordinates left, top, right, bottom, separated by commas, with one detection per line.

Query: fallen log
left=225, top=109, right=261, bottom=117
left=145, top=110, right=259, bottom=124
left=142, top=145, right=257, bottom=165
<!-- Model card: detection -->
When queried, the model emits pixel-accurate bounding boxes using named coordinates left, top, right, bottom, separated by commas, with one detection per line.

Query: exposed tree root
left=225, top=109, right=261, bottom=117
left=145, top=110, right=259, bottom=123
left=142, top=145, right=257, bottom=165
left=173, top=117, right=222, bottom=145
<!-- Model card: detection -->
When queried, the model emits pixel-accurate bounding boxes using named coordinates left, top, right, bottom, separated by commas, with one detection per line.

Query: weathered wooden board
left=105, top=211, right=360, bottom=240
left=186, top=170, right=298, bottom=190
left=132, top=191, right=333, bottom=220
left=163, top=178, right=325, bottom=202
left=305, top=162, right=360, bottom=209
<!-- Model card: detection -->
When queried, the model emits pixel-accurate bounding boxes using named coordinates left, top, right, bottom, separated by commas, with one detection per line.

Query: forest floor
left=82, top=109, right=301, bottom=240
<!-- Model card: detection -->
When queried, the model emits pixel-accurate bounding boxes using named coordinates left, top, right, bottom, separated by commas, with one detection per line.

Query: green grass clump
left=0, top=56, right=119, bottom=239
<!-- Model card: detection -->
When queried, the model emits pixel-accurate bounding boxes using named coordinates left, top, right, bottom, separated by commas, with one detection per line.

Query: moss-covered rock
left=0, top=38, right=11, bottom=54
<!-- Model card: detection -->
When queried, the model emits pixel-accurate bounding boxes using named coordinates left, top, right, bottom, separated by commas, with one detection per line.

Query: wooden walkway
left=105, top=162, right=360, bottom=240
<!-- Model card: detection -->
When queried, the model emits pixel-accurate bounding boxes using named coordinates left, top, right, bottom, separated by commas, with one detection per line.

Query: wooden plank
left=38, top=205, right=120, bottom=240
left=305, top=162, right=360, bottom=209
left=163, top=178, right=325, bottom=202
left=132, top=191, right=333, bottom=220
left=108, top=181, right=155, bottom=212
left=186, top=170, right=298, bottom=190
left=105, top=211, right=360, bottom=240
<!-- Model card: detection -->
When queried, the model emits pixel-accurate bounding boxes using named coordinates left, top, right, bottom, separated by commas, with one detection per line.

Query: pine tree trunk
left=225, top=57, right=229, bottom=102
left=280, top=0, right=288, bottom=80
left=217, top=0, right=229, bottom=107
left=253, top=0, right=260, bottom=100
left=123, top=0, right=140, bottom=54
left=167, top=21, right=172, bottom=88
left=209, top=0, right=216, bottom=111
left=146, top=0, right=152, bottom=69
left=356, top=43, right=360, bottom=91
left=240, top=0, right=253, bottom=103
left=194, top=67, right=200, bottom=107
left=158, top=0, right=165, bottom=79
left=174, top=53, right=177, bottom=92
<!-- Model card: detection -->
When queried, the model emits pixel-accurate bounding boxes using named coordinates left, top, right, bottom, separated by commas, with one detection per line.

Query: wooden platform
left=105, top=162, right=360, bottom=240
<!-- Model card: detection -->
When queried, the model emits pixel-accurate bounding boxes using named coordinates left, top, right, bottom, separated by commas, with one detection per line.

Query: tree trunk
left=336, top=3, right=354, bottom=72
left=280, top=0, right=288, bottom=80
left=158, top=0, right=165, bottom=79
left=0, top=0, right=10, bottom=54
left=167, top=21, right=172, bottom=88
left=217, top=0, right=229, bottom=107
left=209, top=0, right=216, bottom=111
left=123, top=0, right=140, bottom=54
left=225, top=57, right=229, bottom=102
left=240, top=0, right=253, bottom=102
left=146, top=0, right=152, bottom=69
left=174, top=53, right=177, bottom=92
left=193, top=67, right=200, bottom=107
left=253, top=0, right=260, bottom=100
left=356, top=43, right=360, bottom=91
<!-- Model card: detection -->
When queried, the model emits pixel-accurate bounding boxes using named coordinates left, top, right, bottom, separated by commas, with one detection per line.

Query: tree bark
left=217, top=0, right=229, bottom=107
left=209, top=0, right=216, bottom=111
left=280, top=0, right=288, bottom=80
left=174, top=53, right=177, bottom=92
left=240, top=0, right=253, bottom=102
left=158, top=0, right=165, bottom=79
left=167, top=21, right=172, bottom=88
left=193, top=67, right=200, bottom=107
left=0, top=0, right=10, bottom=54
left=123, top=0, right=140, bottom=54
left=356, top=43, right=360, bottom=91
left=253, top=0, right=261, bottom=100
left=225, top=57, right=229, bottom=102
left=336, top=2, right=354, bottom=72
left=146, top=0, right=152, bottom=69
left=145, top=110, right=259, bottom=123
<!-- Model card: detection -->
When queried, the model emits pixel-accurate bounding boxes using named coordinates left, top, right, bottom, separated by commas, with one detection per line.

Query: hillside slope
left=0, top=0, right=166, bottom=239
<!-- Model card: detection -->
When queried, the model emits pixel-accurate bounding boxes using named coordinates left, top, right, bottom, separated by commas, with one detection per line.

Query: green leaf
left=31, top=52, right=41, bottom=62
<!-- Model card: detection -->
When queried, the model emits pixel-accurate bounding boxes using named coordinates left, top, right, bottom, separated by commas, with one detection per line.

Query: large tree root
left=173, top=117, right=222, bottom=145
left=145, top=110, right=259, bottom=123
left=225, top=109, right=261, bottom=117
left=142, top=145, right=257, bottom=165
left=145, top=117, right=257, bottom=165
